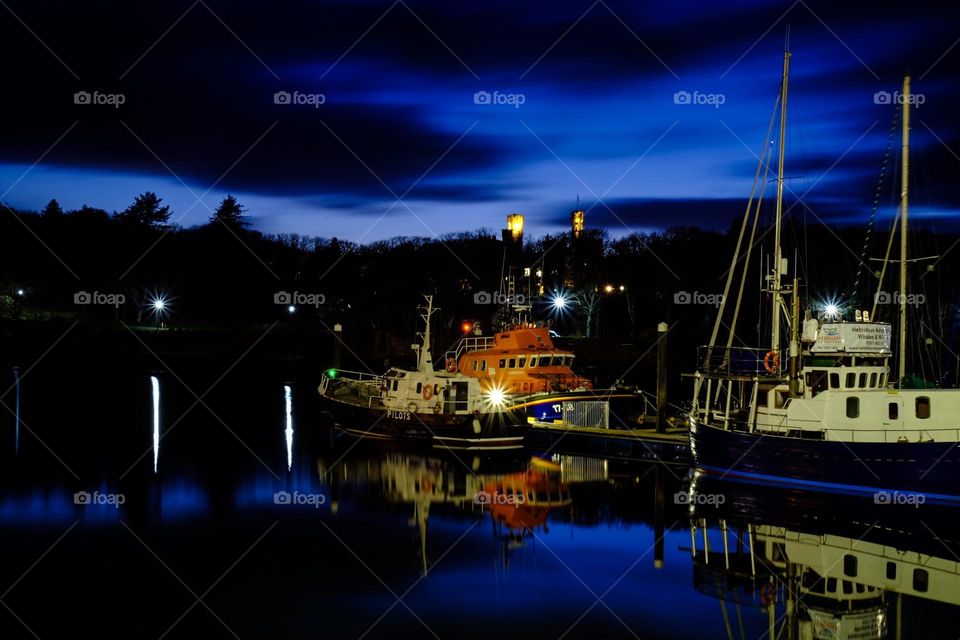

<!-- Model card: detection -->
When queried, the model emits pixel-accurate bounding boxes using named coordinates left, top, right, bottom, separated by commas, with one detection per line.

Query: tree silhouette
left=115, top=192, right=171, bottom=228
left=41, top=198, right=64, bottom=217
left=210, top=194, right=248, bottom=229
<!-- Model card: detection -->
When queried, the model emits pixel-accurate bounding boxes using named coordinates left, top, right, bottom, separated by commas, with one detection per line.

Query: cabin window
left=392, top=380, right=398, bottom=391
left=916, top=396, right=931, bottom=420
left=508, top=358, right=516, bottom=369
left=830, top=373, right=840, bottom=389
left=842, top=581, right=853, bottom=595
left=472, top=360, right=478, bottom=371
left=434, top=384, right=439, bottom=396
left=806, top=371, right=828, bottom=396
left=843, top=554, right=857, bottom=577
left=499, top=358, right=506, bottom=369
left=870, top=373, right=878, bottom=388
left=889, top=403, right=899, bottom=420
left=529, top=357, right=537, bottom=368
left=826, top=577, right=837, bottom=593
left=846, top=397, right=860, bottom=419
left=879, top=373, right=886, bottom=387
left=913, top=569, right=929, bottom=592
left=416, top=383, right=422, bottom=394
left=845, top=372, right=856, bottom=388
left=886, top=562, right=897, bottom=580
left=858, top=373, right=867, bottom=388
left=518, top=357, right=526, bottom=368
left=481, top=360, right=487, bottom=371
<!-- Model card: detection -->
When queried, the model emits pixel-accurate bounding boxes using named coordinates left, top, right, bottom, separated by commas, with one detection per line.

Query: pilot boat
left=689, top=62, right=960, bottom=500
left=318, top=296, right=526, bottom=449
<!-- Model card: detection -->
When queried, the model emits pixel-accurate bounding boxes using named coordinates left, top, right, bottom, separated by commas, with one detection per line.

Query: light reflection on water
left=284, top=384, right=293, bottom=471
left=150, top=375, right=160, bottom=473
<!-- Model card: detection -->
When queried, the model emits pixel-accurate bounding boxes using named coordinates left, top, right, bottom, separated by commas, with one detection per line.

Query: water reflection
left=150, top=375, right=160, bottom=473
left=688, top=471, right=960, bottom=639
left=284, top=384, right=293, bottom=471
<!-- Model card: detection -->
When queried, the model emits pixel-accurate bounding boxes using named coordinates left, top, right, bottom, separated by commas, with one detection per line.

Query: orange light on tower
left=506, top=213, right=524, bottom=242
left=571, top=209, right=584, bottom=239
left=461, top=321, right=473, bottom=333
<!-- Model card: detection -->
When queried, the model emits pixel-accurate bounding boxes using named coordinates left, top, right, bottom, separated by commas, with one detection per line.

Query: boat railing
left=698, top=346, right=788, bottom=377
left=319, top=369, right=383, bottom=396
left=445, top=336, right=496, bottom=364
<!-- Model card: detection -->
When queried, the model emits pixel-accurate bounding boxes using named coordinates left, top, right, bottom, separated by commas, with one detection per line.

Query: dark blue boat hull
left=691, top=421, right=960, bottom=501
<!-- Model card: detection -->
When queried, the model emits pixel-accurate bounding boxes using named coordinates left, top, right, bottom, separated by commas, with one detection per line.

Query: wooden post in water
left=656, top=322, right=668, bottom=433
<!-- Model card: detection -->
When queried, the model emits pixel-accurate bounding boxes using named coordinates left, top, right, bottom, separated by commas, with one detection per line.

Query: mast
left=416, top=294, right=438, bottom=372
left=899, top=76, right=910, bottom=384
left=771, top=50, right=790, bottom=353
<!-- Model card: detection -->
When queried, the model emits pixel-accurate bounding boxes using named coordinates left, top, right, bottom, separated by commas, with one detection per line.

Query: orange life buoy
left=445, top=357, right=457, bottom=373
left=763, top=350, right=780, bottom=375
left=423, top=384, right=434, bottom=401
left=760, top=582, right=776, bottom=606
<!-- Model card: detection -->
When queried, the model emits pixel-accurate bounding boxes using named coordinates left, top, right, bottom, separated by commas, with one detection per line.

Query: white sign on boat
left=810, top=322, right=892, bottom=355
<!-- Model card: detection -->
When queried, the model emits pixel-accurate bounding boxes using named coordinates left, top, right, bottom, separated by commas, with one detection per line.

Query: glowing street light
left=15, top=288, right=25, bottom=297
left=604, top=284, right=614, bottom=293
left=551, top=293, right=568, bottom=310
left=287, top=305, right=296, bottom=314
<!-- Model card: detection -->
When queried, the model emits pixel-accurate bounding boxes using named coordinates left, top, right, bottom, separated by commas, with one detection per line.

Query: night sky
left=1, top=0, right=958, bottom=240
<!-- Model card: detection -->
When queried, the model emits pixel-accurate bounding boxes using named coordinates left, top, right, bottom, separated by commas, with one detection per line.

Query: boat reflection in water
left=687, top=471, right=960, bottom=639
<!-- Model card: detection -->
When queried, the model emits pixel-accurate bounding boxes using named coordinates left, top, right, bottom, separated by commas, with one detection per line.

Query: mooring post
left=656, top=322, right=668, bottom=433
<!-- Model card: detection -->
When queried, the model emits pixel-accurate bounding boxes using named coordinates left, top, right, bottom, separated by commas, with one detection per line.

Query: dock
left=525, top=420, right=690, bottom=464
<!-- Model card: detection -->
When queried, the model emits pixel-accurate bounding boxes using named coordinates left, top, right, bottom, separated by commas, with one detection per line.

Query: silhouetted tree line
left=2, top=193, right=959, bottom=382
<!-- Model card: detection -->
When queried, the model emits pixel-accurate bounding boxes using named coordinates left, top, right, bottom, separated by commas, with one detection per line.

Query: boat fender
left=472, top=418, right=482, bottom=434
left=446, top=357, right=458, bottom=373
left=408, top=402, right=418, bottom=413
left=763, top=350, right=780, bottom=375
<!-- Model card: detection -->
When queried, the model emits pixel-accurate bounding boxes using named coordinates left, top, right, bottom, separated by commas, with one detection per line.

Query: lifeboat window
left=889, top=403, right=899, bottom=420
left=434, top=384, right=439, bottom=396
left=518, top=357, right=526, bottom=368
left=481, top=360, right=487, bottom=371
left=913, top=569, right=929, bottom=592
left=508, top=358, right=516, bottom=368
left=472, top=360, right=478, bottom=371
left=916, top=396, right=931, bottom=420
left=886, top=562, right=897, bottom=580
left=858, top=373, right=867, bottom=388
left=843, top=554, right=857, bottom=577
left=830, top=373, right=840, bottom=389
left=846, top=397, right=860, bottom=419
left=416, top=383, right=422, bottom=394
left=499, top=358, right=506, bottom=369
left=845, top=372, right=856, bottom=388
left=870, top=372, right=878, bottom=388
left=529, top=357, right=537, bottom=368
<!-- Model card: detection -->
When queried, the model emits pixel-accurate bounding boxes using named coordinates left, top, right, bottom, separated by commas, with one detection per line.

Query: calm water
left=1, top=359, right=958, bottom=639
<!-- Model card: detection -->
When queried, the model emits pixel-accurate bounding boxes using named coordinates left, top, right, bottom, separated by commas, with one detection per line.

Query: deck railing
left=445, top=336, right=496, bottom=365
left=698, top=346, right=788, bottom=377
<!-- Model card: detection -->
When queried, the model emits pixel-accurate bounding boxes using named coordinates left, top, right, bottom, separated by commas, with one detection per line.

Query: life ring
left=446, top=357, right=457, bottom=373
left=760, top=582, right=776, bottom=606
left=423, top=385, right=434, bottom=401
left=763, top=350, right=780, bottom=375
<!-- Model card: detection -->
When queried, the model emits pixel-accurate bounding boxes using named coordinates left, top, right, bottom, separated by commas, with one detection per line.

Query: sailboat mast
left=899, top=76, right=911, bottom=384
left=771, top=50, right=791, bottom=353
